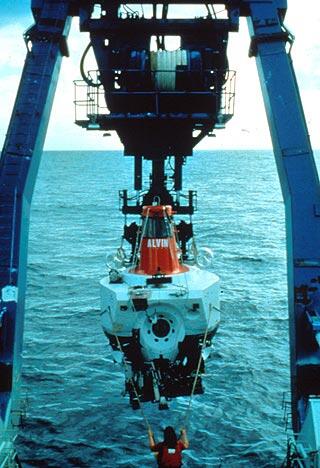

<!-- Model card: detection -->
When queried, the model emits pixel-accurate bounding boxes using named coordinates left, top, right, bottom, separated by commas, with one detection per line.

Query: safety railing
left=74, top=68, right=236, bottom=127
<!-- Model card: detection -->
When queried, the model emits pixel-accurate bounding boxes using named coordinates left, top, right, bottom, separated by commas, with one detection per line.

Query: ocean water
left=16, top=149, right=300, bottom=467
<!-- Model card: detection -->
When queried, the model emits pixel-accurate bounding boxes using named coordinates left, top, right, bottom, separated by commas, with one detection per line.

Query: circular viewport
left=152, top=318, right=170, bottom=338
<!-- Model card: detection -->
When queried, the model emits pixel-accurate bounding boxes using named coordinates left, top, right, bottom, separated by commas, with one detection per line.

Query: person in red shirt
left=148, top=426, right=189, bottom=468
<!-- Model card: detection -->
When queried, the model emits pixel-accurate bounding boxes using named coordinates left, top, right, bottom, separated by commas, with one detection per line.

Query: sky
left=0, top=1, right=319, bottom=151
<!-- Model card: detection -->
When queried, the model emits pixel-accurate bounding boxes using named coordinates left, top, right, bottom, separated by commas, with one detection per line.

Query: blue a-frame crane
left=1, top=0, right=319, bottom=465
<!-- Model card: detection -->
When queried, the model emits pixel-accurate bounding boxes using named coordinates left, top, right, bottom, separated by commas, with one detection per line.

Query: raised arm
left=179, top=428, right=189, bottom=449
left=148, top=428, right=156, bottom=450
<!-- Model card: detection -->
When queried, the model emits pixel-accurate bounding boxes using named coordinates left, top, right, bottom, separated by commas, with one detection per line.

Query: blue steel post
left=246, top=0, right=320, bottom=431
left=0, top=0, right=71, bottom=455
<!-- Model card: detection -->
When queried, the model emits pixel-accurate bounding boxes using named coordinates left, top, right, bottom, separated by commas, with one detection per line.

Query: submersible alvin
left=101, top=203, right=220, bottom=408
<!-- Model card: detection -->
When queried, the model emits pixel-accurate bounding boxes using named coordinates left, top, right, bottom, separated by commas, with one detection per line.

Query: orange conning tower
left=133, top=205, right=189, bottom=276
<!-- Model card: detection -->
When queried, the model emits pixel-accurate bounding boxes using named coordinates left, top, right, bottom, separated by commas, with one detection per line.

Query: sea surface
left=15, top=149, right=306, bottom=467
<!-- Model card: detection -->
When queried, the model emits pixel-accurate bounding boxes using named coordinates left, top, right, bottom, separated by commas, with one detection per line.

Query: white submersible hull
left=100, top=205, right=220, bottom=408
